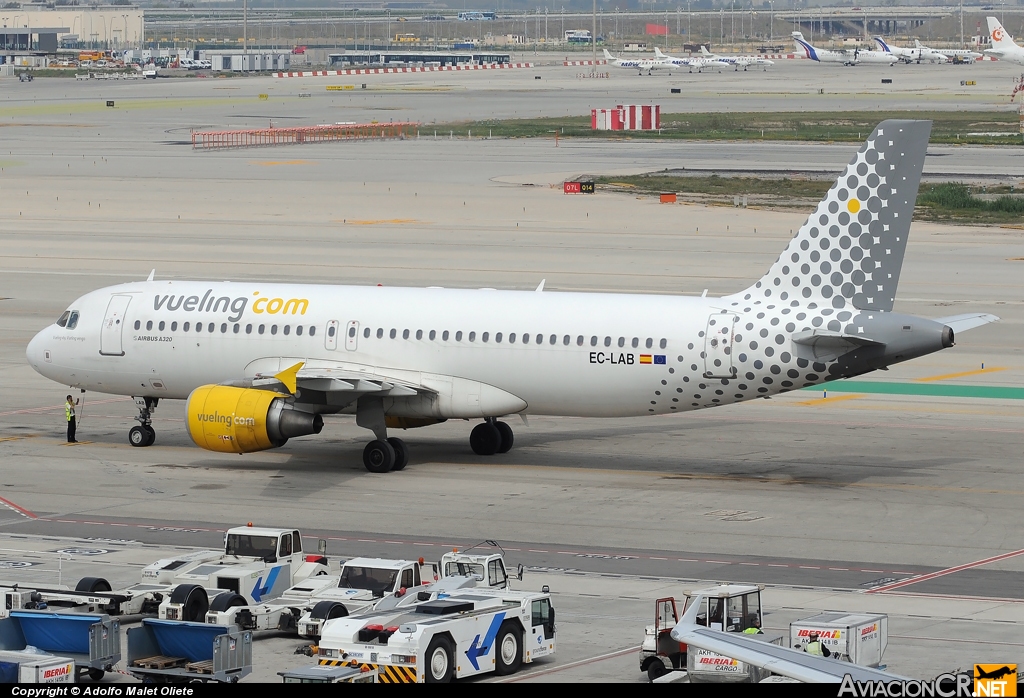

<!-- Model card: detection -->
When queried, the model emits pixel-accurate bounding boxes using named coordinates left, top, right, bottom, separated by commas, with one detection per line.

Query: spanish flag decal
left=639, top=355, right=653, bottom=364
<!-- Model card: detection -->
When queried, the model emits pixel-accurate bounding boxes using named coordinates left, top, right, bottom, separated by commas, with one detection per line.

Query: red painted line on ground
left=0, top=496, right=38, bottom=520
left=868, top=547, right=1024, bottom=594
left=496, top=645, right=640, bottom=683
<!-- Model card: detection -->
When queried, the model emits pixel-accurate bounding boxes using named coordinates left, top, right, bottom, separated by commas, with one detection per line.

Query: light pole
left=769, top=1, right=773, bottom=46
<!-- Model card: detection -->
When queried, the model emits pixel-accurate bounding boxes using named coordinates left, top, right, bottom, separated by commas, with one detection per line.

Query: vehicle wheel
left=143, top=425, right=156, bottom=447
left=494, top=421, right=514, bottom=454
left=424, top=636, right=454, bottom=683
left=310, top=600, right=348, bottom=621
left=494, top=621, right=523, bottom=676
left=387, top=437, right=408, bottom=471
left=88, top=668, right=105, bottom=681
left=169, top=584, right=209, bottom=622
left=129, top=426, right=148, bottom=447
left=469, top=422, right=500, bottom=456
left=363, top=440, right=395, bottom=473
left=75, top=576, right=112, bottom=593
left=209, top=592, right=247, bottom=613
left=647, top=658, right=669, bottom=682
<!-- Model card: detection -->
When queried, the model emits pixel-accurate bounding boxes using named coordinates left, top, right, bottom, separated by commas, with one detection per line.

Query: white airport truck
left=317, top=587, right=555, bottom=683
left=0, top=650, right=76, bottom=683
left=1, top=524, right=329, bottom=622
left=640, top=584, right=771, bottom=682
left=204, top=549, right=518, bottom=639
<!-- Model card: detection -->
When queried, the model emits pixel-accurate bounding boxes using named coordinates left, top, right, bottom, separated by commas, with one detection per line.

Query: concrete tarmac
left=1, top=65, right=1022, bottom=682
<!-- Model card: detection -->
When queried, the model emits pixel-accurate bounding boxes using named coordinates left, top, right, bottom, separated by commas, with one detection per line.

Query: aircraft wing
left=933, top=313, right=999, bottom=334
left=246, top=358, right=430, bottom=398
left=670, top=595, right=909, bottom=683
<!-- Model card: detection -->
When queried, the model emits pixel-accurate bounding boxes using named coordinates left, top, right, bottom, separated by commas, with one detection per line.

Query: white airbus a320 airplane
left=27, top=121, right=996, bottom=473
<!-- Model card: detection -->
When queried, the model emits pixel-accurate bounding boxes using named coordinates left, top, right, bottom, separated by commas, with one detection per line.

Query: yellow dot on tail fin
left=847, top=199, right=861, bottom=213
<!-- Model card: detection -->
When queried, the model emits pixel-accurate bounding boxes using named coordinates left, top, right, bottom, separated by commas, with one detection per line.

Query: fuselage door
left=325, top=320, right=339, bottom=351
left=345, top=321, right=359, bottom=351
left=99, top=294, right=133, bottom=356
left=704, top=311, right=738, bottom=379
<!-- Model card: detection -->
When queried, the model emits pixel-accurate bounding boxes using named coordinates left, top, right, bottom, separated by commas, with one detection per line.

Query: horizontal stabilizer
left=934, top=313, right=999, bottom=333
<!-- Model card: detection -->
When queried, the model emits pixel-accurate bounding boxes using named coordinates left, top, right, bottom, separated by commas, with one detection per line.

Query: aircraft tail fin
left=729, top=121, right=932, bottom=313
left=874, top=36, right=892, bottom=52
left=792, top=31, right=818, bottom=61
left=914, top=39, right=924, bottom=48
left=654, top=47, right=666, bottom=58
left=988, top=16, right=1017, bottom=48
left=602, top=48, right=615, bottom=60
left=700, top=45, right=712, bottom=56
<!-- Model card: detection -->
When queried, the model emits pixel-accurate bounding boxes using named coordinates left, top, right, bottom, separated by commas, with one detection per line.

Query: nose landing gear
left=129, top=396, right=157, bottom=447
left=470, top=418, right=514, bottom=456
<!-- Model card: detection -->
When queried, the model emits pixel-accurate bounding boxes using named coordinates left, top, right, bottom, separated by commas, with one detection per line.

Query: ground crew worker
left=65, top=394, right=79, bottom=443
left=742, top=618, right=763, bottom=634
left=805, top=632, right=831, bottom=657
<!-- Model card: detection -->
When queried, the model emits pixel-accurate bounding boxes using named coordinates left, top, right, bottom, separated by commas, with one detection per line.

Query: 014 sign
left=563, top=181, right=595, bottom=194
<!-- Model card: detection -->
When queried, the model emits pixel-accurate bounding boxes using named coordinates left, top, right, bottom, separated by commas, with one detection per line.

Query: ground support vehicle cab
left=640, top=584, right=767, bottom=682
left=317, top=588, right=555, bottom=683
left=205, top=556, right=437, bottom=636
left=152, top=525, right=329, bottom=622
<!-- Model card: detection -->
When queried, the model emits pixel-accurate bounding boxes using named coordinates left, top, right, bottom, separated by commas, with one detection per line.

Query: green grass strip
left=803, top=381, right=1024, bottom=400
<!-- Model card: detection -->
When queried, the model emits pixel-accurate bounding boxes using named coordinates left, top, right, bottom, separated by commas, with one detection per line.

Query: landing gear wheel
left=387, top=437, right=408, bottom=471
left=470, top=422, right=501, bottom=456
left=494, top=621, right=523, bottom=675
left=424, top=636, right=455, bottom=683
left=494, top=421, right=514, bottom=454
left=143, top=425, right=156, bottom=447
left=363, top=440, right=396, bottom=473
left=129, top=426, right=149, bottom=447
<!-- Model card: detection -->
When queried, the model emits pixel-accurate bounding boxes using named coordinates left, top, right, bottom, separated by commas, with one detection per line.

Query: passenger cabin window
left=604, top=336, right=611, bottom=347
left=416, top=330, right=423, bottom=340
left=328, top=325, right=336, bottom=338
left=271, top=325, right=278, bottom=335
left=221, top=323, right=228, bottom=333
left=522, top=333, right=530, bottom=344
left=56, top=311, right=70, bottom=328
left=377, top=328, right=384, bottom=339
left=646, top=338, right=653, bottom=349
left=134, top=321, right=141, bottom=330
left=482, top=332, right=489, bottom=342
left=442, top=330, right=449, bottom=341
left=171, top=322, right=178, bottom=331
left=349, top=326, right=356, bottom=338
left=403, top=329, right=410, bottom=339
left=245, top=324, right=252, bottom=334
left=577, top=335, right=584, bottom=346
left=456, top=331, right=463, bottom=341
left=390, top=329, right=397, bottom=339
left=429, top=330, right=436, bottom=340
left=233, top=324, right=239, bottom=333
left=363, top=327, right=370, bottom=339
left=283, top=325, right=290, bottom=336
left=590, top=336, right=597, bottom=346
left=146, top=321, right=153, bottom=331
left=660, top=338, right=668, bottom=349
left=296, top=326, right=303, bottom=336
left=309, top=326, right=316, bottom=336
left=509, top=333, right=516, bottom=344
left=159, top=321, right=166, bottom=331
left=183, top=322, right=191, bottom=332
left=468, top=332, right=476, bottom=342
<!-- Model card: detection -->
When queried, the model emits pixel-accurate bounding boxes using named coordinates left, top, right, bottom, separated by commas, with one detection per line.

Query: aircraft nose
left=25, top=329, right=47, bottom=369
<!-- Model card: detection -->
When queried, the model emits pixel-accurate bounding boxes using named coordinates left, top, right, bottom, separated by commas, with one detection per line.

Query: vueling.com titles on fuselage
left=153, top=291, right=309, bottom=323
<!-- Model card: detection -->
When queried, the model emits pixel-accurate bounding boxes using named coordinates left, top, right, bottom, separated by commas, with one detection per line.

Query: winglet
left=147, top=269, right=155, bottom=282
left=275, top=361, right=304, bottom=394
left=535, top=279, right=545, bottom=292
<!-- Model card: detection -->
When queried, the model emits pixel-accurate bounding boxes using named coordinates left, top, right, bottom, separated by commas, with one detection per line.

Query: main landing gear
left=470, top=418, right=514, bottom=456
left=356, top=396, right=409, bottom=474
left=129, top=396, right=158, bottom=447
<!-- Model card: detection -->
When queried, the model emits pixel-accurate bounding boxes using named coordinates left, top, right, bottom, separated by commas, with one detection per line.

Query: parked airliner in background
left=27, top=121, right=997, bottom=474
left=653, top=47, right=729, bottom=73
left=985, top=17, right=1024, bottom=65
left=602, top=48, right=669, bottom=75
left=698, top=45, right=774, bottom=71
left=874, top=37, right=981, bottom=64
left=794, top=32, right=897, bottom=65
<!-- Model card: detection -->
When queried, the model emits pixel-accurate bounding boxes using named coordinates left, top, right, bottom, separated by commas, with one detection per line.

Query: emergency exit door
left=99, top=294, right=133, bottom=356
left=345, top=321, right=359, bottom=351
left=703, top=312, right=738, bottom=379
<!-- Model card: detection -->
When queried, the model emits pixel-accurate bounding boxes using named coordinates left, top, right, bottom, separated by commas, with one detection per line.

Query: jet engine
left=185, top=385, right=323, bottom=454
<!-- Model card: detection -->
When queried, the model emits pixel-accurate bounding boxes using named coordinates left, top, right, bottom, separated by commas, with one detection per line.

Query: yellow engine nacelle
left=185, top=385, right=323, bottom=454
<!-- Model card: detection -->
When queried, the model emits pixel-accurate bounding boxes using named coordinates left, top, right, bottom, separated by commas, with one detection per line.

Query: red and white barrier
left=274, top=63, right=533, bottom=78
left=563, top=59, right=608, bottom=66
left=592, top=104, right=660, bottom=131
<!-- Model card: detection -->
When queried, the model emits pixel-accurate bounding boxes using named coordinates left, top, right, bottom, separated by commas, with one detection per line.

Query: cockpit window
left=56, top=311, right=70, bottom=328
left=66, top=311, right=80, bottom=330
